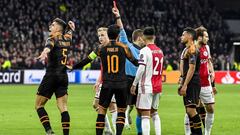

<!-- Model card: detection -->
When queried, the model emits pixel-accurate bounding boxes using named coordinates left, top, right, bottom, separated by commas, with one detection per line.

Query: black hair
left=183, top=27, right=196, bottom=40
left=143, top=27, right=155, bottom=36
left=107, top=24, right=120, bottom=40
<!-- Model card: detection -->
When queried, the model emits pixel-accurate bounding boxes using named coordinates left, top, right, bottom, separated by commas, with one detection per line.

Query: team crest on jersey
left=203, top=51, right=208, bottom=56
left=139, top=54, right=144, bottom=62
left=140, top=54, right=144, bottom=60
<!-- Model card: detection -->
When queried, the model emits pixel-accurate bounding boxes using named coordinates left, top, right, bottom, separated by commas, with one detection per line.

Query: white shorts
left=136, top=93, right=161, bottom=110
left=200, top=86, right=215, bottom=104
left=94, top=84, right=116, bottom=103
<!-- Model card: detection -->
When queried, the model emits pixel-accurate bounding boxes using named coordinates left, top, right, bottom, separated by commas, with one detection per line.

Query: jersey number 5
left=61, top=49, right=67, bottom=65
left=107, top=55, right=119, bottom=73
left=153, top=57, right=163, bottom=75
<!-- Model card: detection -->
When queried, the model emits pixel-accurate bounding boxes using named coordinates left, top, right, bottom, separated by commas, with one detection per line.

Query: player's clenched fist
left=68, top=21, right=75, bottom=31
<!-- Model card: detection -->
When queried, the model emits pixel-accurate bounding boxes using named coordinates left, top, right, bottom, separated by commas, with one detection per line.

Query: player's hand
left=68, top=21, right=75, bottom=31
left=37, top=52, right=48, bottom=62
left=178, top=77, right=183, bottom=85
left=112, top=8, right=120, bottom=17
left=179, top=85, right=187, bottom=96
left=212, top=87, right=217, bottom=95
left=66, top=65, right=73, bottom=71
left=130, top=85, right=137, bottom=95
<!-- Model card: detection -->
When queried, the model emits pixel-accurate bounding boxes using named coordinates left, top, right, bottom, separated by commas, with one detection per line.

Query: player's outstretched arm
left=37, top=48, right=50, bottom=62
left=72, top=50, right=98, bottom=70
left=37, top=35, right=55, bottom=62
left=72, top=57, right=92, bottom=70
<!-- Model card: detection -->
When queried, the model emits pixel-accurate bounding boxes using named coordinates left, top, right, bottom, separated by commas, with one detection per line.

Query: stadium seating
left=0, top=0, right=232, bottom=70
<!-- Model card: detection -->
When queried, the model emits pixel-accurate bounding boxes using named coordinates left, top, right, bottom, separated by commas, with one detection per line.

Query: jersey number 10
left=107, top=55, right=119, bottom=73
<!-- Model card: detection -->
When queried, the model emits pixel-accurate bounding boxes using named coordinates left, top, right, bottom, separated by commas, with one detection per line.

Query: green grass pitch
left=0, top=84, right=239, bottom=135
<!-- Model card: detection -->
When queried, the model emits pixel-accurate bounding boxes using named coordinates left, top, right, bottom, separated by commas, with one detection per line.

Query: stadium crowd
left=0, top=0, right=235, bottom=71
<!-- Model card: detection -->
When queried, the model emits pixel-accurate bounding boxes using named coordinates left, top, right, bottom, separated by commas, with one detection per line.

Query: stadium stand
left=0, top=0, right=233, bottom=70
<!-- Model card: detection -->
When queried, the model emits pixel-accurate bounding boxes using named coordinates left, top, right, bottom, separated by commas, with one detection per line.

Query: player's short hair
left=143, top=27, right=155, bottom=40
left=53, top=18, right=67, bottom=31
left=97, top=27, right=108, bottom=32
left=183, top=27, right=196, bottom=40
left=107, top=24, right=120, bottom=40
left=195, top=26, right=207, bottom=38
left=132, top=29, right=143, bottom=42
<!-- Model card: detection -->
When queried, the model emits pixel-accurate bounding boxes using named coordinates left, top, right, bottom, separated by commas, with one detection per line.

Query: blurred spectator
left=165, top=60, right=173, bottom=72
left=1, top=57, right=11, bottom=70
left=232, top=62, right=240, bottom=71
left=0, top=0, right=233, bottom=70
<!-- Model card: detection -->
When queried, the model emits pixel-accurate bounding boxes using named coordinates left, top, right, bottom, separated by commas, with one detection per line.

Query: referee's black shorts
left=37, top=73, right=68, bottom=99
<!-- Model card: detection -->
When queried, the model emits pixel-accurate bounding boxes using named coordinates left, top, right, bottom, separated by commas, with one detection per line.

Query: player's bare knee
left=150, top=108, right=158, bottom=115
left=35, top=102, right=41, bottom=110
left=108, top=103, right=117, bottom=112
left=57, top=105, right=68, bottom=113
left=98, top=105, right=107, bottom=115
left=35, top=96, right=47, bottom=110
left=206, top=104, right=214, bottom=113
left=117, top=107, right=126, bottom=113
left=141, top=110, right=150, bottom=117
left=93, top=103, right=99, bottom=111
left=186, top=107, right=197, bottom=117
left=35, top=104, right=44, bottom=110
left=93, top=104, right=97, bottom=109
left=57, top=102, right=68, bottom=113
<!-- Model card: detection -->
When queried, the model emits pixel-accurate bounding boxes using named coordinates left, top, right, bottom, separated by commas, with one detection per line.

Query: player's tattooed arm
left=179, top=54, right=196, bottom=96
left=208, top=59, right=215, bottom=82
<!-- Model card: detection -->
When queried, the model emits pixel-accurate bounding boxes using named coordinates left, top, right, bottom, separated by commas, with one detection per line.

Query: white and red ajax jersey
left=137, top=44, right=164, bottom=94
left=199, top=44, right=211, bottom=87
